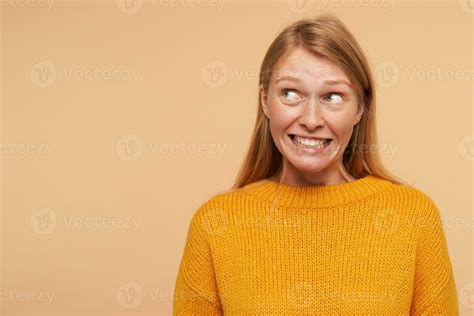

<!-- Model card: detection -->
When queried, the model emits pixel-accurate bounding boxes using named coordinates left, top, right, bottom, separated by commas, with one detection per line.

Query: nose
left=298, top=99, right=325, bottom=130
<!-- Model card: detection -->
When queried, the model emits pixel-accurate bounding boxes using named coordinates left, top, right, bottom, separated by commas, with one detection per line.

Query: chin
left=287, top=157, right=331, bottom=174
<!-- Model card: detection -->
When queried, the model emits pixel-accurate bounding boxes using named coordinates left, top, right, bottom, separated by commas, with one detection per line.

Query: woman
left=173, top=14, right=459, bottom=315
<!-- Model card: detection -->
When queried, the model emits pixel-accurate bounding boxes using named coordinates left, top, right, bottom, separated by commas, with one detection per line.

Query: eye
left=281, top=89, right=299, bottom=103
left=281, top=89, right=298, bottom=101
left=323, top=92, right=344, bottom=104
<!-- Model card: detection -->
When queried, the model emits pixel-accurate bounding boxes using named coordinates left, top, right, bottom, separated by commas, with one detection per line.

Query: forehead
left=272, top=48, right=351, bottom=84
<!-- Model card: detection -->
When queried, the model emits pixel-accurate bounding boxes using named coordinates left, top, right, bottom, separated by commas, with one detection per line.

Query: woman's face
left=261, top=47, right=363, bottom=185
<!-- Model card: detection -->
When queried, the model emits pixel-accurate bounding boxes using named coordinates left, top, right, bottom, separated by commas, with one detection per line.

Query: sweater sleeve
left=173, top=206, right=223, bottom=315
left=410, top=199, right=459, bottom=315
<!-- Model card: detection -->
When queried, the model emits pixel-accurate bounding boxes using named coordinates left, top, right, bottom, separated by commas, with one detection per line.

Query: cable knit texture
left=173, top=175, right=459, bottom=315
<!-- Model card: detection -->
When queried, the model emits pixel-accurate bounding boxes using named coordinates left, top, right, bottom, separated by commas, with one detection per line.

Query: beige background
left=1, top=0, right=472, bottom=314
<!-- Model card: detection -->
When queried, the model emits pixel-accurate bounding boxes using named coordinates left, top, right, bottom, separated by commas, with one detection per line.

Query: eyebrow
left=275, top=75, right=352, bottom=87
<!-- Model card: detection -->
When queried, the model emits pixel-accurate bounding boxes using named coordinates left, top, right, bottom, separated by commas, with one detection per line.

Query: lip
left=289, top=134, right=332, bottom=141
left=288, top=134, right=332, bottom=153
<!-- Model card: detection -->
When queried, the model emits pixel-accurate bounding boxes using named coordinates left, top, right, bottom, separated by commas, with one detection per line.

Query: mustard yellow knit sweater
left=173, top=175, right=459, bottom=315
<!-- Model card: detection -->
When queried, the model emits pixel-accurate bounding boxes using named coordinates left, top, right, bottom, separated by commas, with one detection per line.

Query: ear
left=260, top=85, right=270, bottom=119
left=354, top=103, right=364, bottom=125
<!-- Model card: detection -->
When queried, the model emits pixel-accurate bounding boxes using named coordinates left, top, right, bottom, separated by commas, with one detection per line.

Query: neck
left=272, top=160, right=356, bottom=187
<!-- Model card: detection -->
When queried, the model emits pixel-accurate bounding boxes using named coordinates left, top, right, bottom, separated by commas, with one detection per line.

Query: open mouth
left=288, top=134, right=332, bottom=149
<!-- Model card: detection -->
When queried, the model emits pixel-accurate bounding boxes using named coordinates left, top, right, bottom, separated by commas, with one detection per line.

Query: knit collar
left=242, top=175, right=394, bottom=208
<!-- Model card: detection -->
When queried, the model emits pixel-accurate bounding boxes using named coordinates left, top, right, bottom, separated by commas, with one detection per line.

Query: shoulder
left=384, top=180, right=443, bottom=228
left=195, top=186, right=247, bottom=212
left=187, top=186, right=249, bottom=231
left=383, top=179, right=439, bottom=209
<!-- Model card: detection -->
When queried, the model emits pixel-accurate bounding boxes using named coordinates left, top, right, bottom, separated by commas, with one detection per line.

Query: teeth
left=293, top=135, right=330, bottom=148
